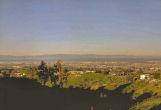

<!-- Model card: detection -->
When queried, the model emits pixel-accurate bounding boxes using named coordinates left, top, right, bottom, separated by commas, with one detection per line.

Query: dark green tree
left=49, top=66, right=58, bottom=86
left=37, top=61, right=49, bottom=85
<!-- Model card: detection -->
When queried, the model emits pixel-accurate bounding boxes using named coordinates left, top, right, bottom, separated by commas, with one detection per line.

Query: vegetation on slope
left=1, top=60, right=161, bottom=110
left=123, top=80, right=161, bottom=110
left=63, top=73, right=128, bottom=90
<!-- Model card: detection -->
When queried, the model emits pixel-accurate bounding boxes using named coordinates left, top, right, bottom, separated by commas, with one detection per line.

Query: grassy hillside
left=62, top=73, right=161, bottom=110
left=63, top=73, right=128, bottom=90
left=1, top=72, right=161, bottom=110
left=123, top=80, right=161, bottom=110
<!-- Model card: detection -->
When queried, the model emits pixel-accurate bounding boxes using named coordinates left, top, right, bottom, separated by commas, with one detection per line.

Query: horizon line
left=0, top=54, right=161, bottom=57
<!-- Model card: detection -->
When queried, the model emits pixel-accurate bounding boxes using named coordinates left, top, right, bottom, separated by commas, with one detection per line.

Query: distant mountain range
left=0, top=54, right=161, bottom=63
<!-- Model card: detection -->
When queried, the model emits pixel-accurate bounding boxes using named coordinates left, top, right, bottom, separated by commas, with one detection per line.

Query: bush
left=45, top=77, right=53, bottom=88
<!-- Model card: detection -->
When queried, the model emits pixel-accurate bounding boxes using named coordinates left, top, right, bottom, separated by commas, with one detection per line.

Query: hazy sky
left=0, top=0, right=161, bottom=56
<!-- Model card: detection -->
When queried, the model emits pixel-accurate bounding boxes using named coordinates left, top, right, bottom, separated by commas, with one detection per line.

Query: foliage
left=123, top=80, right=161, bottom=110
left=63, top=73, right=128, bottom=90
left=124, top=80, right=161, bottom=98
left=37, top=60, right=66, bottom=87
left=19, top=67, right=37, bottom=79
left=130, top=97, right=161, bottom=110
left=45, top=76, right=53, bottom=87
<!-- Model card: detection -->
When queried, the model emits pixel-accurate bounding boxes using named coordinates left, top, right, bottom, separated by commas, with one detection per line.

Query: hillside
left=0, top=77, right=134, bottom=110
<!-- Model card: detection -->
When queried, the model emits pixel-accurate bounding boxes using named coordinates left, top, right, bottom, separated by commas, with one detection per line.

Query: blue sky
left=0, top=0, right=161, bottom=56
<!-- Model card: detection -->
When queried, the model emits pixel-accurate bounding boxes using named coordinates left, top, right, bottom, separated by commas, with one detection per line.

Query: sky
left=0, top=0, right=161, bottom=56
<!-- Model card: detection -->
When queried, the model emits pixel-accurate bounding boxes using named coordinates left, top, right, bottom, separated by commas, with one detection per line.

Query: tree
left=54, top=60, right=67, bottom=87
left=55, top=60, right=63, bottom=74
left=37, top=61, right=49, bottom=85
left=37, top=60, right=67, bottom=87
left=49, top=66, right=58, bottom=86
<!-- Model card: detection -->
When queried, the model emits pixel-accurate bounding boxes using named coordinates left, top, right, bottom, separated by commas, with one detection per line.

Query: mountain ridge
left=0, top=54, right=161, bottom=63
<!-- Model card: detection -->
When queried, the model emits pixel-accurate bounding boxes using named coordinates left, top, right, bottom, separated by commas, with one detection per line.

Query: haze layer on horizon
left=0, top=0, right=161, bottom=56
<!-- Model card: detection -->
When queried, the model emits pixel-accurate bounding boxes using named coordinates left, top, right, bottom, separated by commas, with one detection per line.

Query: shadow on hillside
left=0, top=78, right=152, bottom=110
left=150, top=104, right=161, bottom=110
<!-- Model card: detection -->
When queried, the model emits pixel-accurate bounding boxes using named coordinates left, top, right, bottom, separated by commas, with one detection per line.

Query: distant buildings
left=68, top=71, right=84, bottom=75
left=140, top=74, right=150, bottom=80
left=85, top=70, right=95, bottom=73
